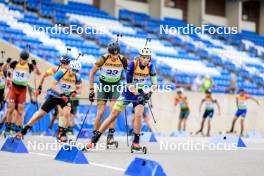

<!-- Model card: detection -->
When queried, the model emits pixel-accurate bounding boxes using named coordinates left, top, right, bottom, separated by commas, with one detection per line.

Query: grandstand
left=0, top=0, right=264, bottom=176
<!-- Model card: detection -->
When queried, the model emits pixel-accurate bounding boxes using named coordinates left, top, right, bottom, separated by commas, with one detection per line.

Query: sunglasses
left=141, top=56, right=151, bottom=60
left=71, top=68, right=79, bottom=73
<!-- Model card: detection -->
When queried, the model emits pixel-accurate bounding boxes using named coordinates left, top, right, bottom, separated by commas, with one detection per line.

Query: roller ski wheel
left=2, top=130, right=15, bottom=138
left=82, top=142, right=94, bottom=152
left=56, top=135, right=68, bottom=143
left=130, top=143, right=147, bottom=154
left=106, top=141, right=118, bottom=149
left=106, top=136, right=118, bottom=149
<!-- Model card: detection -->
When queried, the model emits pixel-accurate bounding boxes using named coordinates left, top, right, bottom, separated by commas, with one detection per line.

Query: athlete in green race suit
left=89, top=42, right=127, bottom=144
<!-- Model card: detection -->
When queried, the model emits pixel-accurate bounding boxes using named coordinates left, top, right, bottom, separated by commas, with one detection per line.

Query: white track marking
left=89, top=162, right=125, bottom=172
left=29, top=152, right=125, bottom=172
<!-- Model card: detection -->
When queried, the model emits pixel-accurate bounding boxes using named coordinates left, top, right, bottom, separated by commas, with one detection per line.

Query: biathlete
left=175, top=88, right=190, bottom=131
left=196, top=89, right=221, bottom=137
left=84, top=46, right=157, bottom=153
left=228, top=89, right=259, bottom=136
left=16, top=60, right=82, bottom=142
left=35, top=55, right=70, bottom=132
left=4, top=50, right=41, bottom=135
left=88, top=41, right=127, bottom=147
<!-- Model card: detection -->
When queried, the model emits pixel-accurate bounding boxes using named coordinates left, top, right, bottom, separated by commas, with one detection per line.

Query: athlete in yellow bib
left=4, top=50, right=40, bottom=136
left=175, top=88, right=190, bottom=131
left=228, top=89, right=259, bottom=136
left=84, top=46, right=157, bottom=151
left=16, top=60, right=82, bottom=142
left=35, top=55, right=70, bottom=132
left=88, top=42, right=128, bottom=145
left=196, top=89, right=221, bottom=137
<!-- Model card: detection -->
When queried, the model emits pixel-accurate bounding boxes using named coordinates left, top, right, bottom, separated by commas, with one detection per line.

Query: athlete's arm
left=1, top=58, right=12, bottom=72
left=199, top=99, right=204, bottom=113
left=149, top=63, right=157, bottom=92
left=89, top=57, right=104, bottom=90
left=175, top=98, right=179, bottom=106
left=74, top=76, right=82, bottom=95
left=29, top=63, right=41, bottom=75
left=215, top=100, right=221, bottom=115
left=89, top=65, right=99, bottom=90
left=9, top=61, right=18, bottom=70
left=126, top=61, right=137, bottom=95
left=38, top=68, right=56, bottom=87
left=249, top=96, right=260, bottom=105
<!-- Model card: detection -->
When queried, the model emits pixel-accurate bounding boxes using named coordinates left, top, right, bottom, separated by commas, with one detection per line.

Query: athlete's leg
left=229, top=117, right=238, bottom=133
left=240, top=118, right=245, bottom=136
left=143, top=114, right=152, bottom=132
left=48, top=106, right=59, bottom=129
left=196, top=119, right=205, bottom=134
left=182, top=118, right=187, bottom=131
left=93, top=103, right=106, bottom=131
left=16, top=103, right=25, bottom=127
left=178, top=119, right=183, bottom=131
left=57, top=105, right=71, bottom=142
left=207, top=119, right=211, bottom=137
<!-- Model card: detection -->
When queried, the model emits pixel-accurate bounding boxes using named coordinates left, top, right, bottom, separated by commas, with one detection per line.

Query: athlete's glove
left=32, top=59, right=37, bottom=66
left=89, top=89, right=95, bottom=102
left=70, top=91, right=78, bottom=98
left=6, top=57, right=12, bottom=64
left=34, top=90, right=40, bottom=97
left=61, top=95, right=69, bottom=103
left=35, top=85, right=42, bottom=96
left=144, top=91, right=152, bottom=101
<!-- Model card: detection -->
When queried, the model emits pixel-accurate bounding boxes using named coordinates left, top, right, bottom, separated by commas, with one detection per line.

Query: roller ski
left=130, top=142, right=147, bottom=154
left=2, top=130, right=15, bottom=138
left=105, top=128, right=118, bottom=149
left=106, top=134, right=118, bottom=149
left=195, top=129, right=204, bottom=136
left=56, top=127, right=68, bottom=143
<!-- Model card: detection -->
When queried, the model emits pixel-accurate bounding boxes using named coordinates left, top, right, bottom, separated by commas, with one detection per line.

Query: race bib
left=12, top=70, right=30, bottom=85
left=100, top=68, right=122, bottom=83
left=205, top=102, right=214, bottom=109
left=238, top=101, right=247, bottom=109
left=57, top=82, right=73, bottom=93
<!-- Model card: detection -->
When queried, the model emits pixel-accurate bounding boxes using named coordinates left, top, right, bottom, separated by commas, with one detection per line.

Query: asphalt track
left=0, top=135, right=264, bottom=176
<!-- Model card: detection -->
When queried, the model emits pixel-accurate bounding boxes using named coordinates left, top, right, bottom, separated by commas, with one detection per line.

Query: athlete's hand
left=34, top=90, right=40, bottom=97
left=37, top=85, right=42, bottom=95
left=6, top=57, right=12, bottom=63
left=144, top=91, right=152, bottom=101
left=6, top=79, right=11, bottom=87
left=32, top=59, right=37, bottom=66
left=137, top=94, right=145, bottom=102
left=61, top=96, right=68, bottom=103
left=70, top=91, right=78, bottom=98
left=89, top=89, right=95, bottom=102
